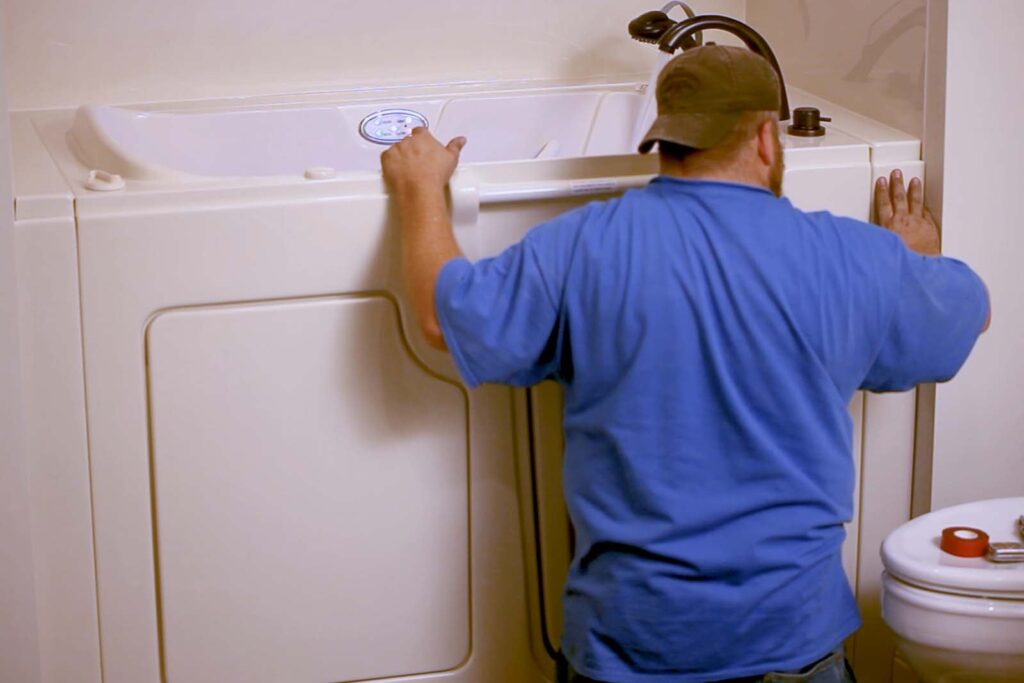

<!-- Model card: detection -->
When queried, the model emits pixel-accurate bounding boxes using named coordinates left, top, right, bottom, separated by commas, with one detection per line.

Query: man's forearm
left=396, top=185, right=463, bottom=349
left=380, top=129, right=468, bottom=349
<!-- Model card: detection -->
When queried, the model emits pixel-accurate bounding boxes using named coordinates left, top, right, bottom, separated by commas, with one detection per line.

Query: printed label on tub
left=570, top=179, right=619, bottom=196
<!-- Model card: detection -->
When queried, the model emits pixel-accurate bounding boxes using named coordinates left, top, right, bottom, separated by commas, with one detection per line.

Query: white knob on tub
left=304, top=166, right=337, bottom=180
left=85, top=169, right=125, bottom=192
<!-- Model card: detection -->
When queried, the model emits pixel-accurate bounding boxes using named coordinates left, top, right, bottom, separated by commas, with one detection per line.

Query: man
left=381, top=46, right=990, bottom=683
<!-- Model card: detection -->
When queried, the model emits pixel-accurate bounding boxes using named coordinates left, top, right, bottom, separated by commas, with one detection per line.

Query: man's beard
left=769, top=132, right=785, bottom=197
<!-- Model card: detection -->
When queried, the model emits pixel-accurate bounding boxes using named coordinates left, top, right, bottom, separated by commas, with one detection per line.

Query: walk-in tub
left=12, top=78, right=923, bottom=682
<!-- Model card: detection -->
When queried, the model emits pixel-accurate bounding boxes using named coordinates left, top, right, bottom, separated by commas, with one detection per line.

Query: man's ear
left=756, top=119, right=776, bottom=168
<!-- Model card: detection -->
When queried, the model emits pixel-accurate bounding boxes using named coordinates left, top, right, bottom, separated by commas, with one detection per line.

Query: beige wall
left=0, top=9, right=42, bottom=683
left=4, top=0, right=744, bottom=110
left=748, top=0, right=926, bottom=137
left=928, top=0, right=1024, bottom=510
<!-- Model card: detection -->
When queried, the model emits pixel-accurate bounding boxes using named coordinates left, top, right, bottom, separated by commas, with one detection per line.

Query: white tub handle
left=449, top=170, right=653, bottom=227
left=448, top=169, right=653, bottom=259
left=478, top=176, right=652, bottom=204
left=449, top=168, right=481, bottom=229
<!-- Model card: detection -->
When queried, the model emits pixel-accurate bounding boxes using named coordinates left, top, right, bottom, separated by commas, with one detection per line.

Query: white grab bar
left=477, top=175, right=653, bottom=205
left=449, top=170, right=654, bottom=258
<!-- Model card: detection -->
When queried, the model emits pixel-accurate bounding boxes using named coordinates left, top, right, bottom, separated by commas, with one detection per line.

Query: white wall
left=929, top=0, right=1024, bottom=509
left=0, top=10, right=42, bottom=683
left=748, top=0, right=926, bottom=137
left=4, top=0, right=744, bottom=110
left=747, top=0, right=1022, bottom=513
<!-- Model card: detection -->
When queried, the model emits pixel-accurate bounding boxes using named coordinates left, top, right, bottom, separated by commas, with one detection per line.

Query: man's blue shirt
left=434, top=177, right=988, bottom=682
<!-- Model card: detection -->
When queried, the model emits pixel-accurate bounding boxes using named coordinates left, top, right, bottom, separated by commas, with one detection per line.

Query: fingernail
left=878, top=178, right=887, bottom=186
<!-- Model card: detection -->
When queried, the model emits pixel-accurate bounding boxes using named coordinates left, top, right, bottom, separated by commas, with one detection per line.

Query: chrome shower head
left=628, top=10, right=678, bottom=44
left=628, top=3, right=702, bottom=47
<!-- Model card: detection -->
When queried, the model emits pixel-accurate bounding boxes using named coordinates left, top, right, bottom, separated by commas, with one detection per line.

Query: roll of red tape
left=941, top=526, right=990, bottom=557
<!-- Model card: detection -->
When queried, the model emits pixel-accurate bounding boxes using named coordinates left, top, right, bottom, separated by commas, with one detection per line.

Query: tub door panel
left=146, top=295, right=469, bottom=683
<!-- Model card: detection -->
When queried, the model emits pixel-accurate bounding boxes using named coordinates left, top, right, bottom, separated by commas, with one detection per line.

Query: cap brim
left=637, top=111, right=744, bottom=154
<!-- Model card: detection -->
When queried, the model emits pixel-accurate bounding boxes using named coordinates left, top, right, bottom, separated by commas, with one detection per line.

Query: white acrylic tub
left=69, top=89, right=645, bottom=180
left=13, top=79, right=925, bottom=683
left=60, top=82, right=918, bottom=215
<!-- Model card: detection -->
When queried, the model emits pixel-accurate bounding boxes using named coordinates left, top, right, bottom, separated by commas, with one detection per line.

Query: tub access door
left=145, top=297, right=470, bottom=682
left=74, top=179, right=555, bottom=683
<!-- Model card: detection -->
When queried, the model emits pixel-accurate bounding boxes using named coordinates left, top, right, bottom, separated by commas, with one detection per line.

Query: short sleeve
left=861, top=248, right=989, bottom=392
left=434, top=209, right=585, bottom=388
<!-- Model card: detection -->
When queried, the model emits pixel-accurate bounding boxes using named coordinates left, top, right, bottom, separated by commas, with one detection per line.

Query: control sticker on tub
left=570, top=179, right=619, bottom=196
left=359, top=109, right=429, bottom=145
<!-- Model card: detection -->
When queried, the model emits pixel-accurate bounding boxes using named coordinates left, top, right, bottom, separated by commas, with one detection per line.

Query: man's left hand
left=874, top=169, right=941, bottom=256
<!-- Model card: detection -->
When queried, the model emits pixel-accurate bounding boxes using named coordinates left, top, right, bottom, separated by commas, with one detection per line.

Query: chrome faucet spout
left=658, top=15, right=791, bottom=121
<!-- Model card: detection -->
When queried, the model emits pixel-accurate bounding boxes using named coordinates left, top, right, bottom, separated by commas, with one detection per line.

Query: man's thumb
left=447, top=136, right=467, bottom=156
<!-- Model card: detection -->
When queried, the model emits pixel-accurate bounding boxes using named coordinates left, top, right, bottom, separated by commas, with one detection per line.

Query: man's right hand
left=874, top=169, right=941, bottom=256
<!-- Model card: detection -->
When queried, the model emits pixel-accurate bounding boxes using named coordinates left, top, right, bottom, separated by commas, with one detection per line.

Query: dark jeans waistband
left=557, top=648, right=856, bottom=683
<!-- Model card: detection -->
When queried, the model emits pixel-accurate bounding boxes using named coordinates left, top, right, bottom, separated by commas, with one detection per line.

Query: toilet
left=881, top=497, right=1024, bottom=682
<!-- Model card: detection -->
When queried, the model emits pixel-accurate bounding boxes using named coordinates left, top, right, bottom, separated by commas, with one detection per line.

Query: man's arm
left=874, top=168, right=991, bottom=332
left=380, top=128, right=467, bottom=350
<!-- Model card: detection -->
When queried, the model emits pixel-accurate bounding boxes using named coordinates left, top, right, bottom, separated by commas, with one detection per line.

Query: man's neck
left=659, top=160, right=769, bottom=191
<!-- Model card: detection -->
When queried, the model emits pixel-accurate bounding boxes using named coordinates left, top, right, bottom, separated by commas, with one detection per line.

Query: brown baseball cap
left=638, top=45, right=781, bottom=154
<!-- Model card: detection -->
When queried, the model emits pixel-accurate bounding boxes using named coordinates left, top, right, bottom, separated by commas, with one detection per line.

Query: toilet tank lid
left=881, top=497, right=1024, bottom=598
